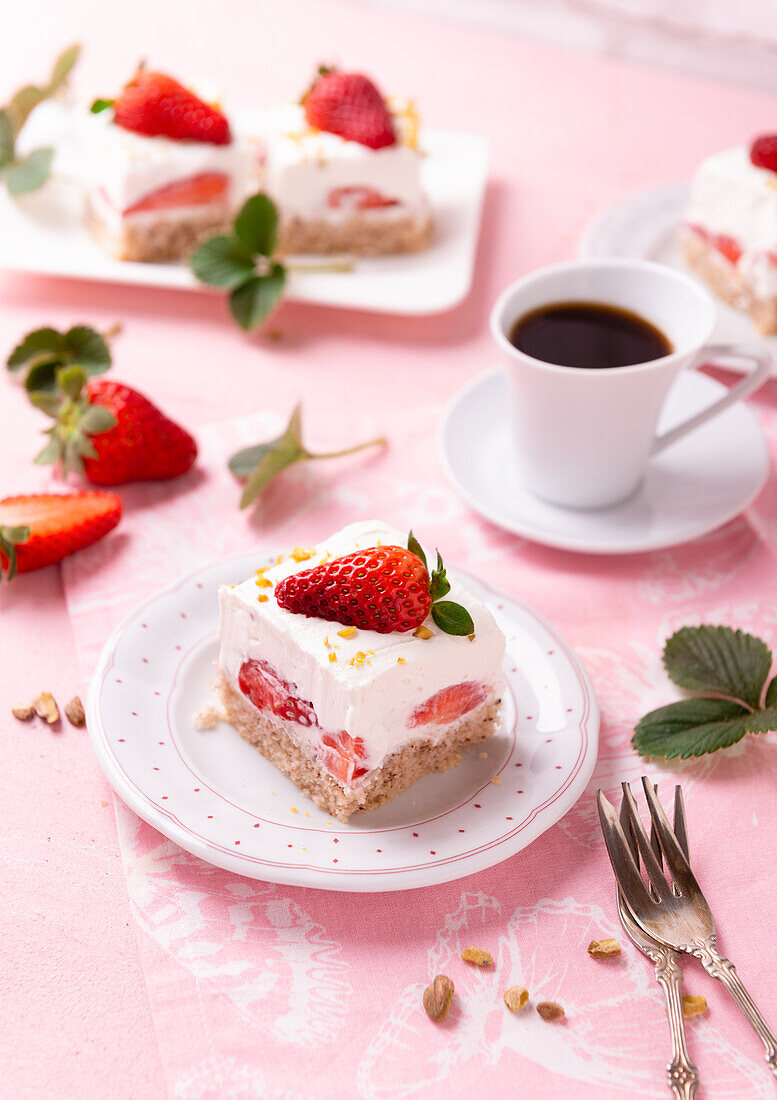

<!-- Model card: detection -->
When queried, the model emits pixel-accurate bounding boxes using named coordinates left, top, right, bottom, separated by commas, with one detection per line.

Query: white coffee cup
left=490, top=259, right=771, bottom=509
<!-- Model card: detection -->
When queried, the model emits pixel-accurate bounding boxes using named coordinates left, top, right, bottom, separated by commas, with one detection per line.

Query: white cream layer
left=81, top=109, right=253, bottom=212
left=686, top=145, right=777, bottom=297
left=217, top=520, right=505, bottom=773
left=260, top=104, right=427, bottom=223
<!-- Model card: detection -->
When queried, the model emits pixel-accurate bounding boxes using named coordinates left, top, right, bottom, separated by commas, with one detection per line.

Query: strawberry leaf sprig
left=190, top=193, right=287, bottom=331
left=0, top=525, right=30, bottom=581
left=407, top=530, right=475, bottom=637
left=0, top=44, right=80, bottom=195
left=7, top=322, right=118, bottom=392
left=632, top=625, right=777, bottom=760
left=229, top=403, right=386, bottom=508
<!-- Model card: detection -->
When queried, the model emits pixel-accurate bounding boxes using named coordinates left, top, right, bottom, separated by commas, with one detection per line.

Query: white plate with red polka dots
left=86, top=554, right=599, bottom=892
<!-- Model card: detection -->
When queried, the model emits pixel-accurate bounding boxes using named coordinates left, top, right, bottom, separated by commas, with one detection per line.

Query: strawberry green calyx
left=0, top=525, right=30, bottom=580
left=30, top=365, right=117, bottom=478
left=406, top=530, right=475, bottom=637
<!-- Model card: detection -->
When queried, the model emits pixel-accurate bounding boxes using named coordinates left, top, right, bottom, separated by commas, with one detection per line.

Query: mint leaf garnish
left=229, top=265, right=286, bottom=331
left=189, top=235, right=256, bottom=289
left=7, top=323, right=115, bottom=391
left=229, top=404, right=385, bottom=509
left=407, top=530, right=427, bottom=570
left=234, top=193, right=279, bottom=256
left=0, top=45, right=80, bottom=195
left=632, top=624, right=777, bottom=760
left=431, top=601, right=474, bottom=637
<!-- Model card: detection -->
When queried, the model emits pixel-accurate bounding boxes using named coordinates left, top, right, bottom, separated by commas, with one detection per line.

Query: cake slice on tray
left=216, top=521, right=505, bottom=821
left=262, top=68, right=432, bottom=256
left=85, top=68, right=252, bottom=262
left=682, top=134, right=777, bottom=334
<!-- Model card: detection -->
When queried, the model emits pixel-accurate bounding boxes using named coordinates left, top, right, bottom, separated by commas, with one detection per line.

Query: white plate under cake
left=86, top=549, right=598, bottom=891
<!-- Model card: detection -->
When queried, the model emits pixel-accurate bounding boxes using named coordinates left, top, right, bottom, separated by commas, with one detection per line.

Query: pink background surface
left=3, top=2, right=777, bottom=1096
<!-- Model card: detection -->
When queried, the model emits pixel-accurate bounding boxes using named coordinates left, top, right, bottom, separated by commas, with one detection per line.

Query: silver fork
left=599, top=776, right=777, bottom=1080
left=615, top=784, right=699, bottom=1099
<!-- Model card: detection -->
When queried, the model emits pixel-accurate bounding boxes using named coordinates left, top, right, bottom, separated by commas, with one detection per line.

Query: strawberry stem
left=102, top=322, right=122, bottom=341
left=311, top=436, right=387, bottom=461
left=284, top=258, right=354, bottom=274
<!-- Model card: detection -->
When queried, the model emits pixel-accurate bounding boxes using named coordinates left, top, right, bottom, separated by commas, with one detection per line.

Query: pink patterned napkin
left=63, top=397, right=777, bottom=1099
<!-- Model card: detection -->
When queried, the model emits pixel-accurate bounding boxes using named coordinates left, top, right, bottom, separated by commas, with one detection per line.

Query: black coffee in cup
left=509, top=301, right=673, bottom=369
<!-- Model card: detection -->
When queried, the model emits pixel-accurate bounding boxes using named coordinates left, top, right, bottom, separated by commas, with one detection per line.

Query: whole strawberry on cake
left=86, top=66, right=252, bottom=262
left=217, top=521, right=505, bottom=820
left=682, top=134, right=777, bottom=333
left=262, top=68, right=432, bottom=255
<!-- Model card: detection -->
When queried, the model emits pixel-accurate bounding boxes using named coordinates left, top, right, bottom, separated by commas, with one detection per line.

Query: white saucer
left=440, top=368, right=769, bottom=554
left=579, top=181, right=777, bottom=373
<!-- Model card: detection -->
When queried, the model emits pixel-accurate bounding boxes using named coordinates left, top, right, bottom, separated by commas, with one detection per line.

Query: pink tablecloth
left=3, top=2, right=777, bottom=1097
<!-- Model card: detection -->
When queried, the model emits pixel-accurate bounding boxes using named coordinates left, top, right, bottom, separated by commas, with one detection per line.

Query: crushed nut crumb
left=254, top=575, right=272, bottom=588
left=193, top=702, right=225, bottom=730
left=682, top=994, right=707, bottom=1018
left=478, top=751, right=488, bottom=759
left=329, top=653, right=337, bottom=663
left=33, top=692, right=59, bottom=724
left=414, top=625, right=433, bottom=640
left=503, top=986, right=529, bottom=1012
left=588, top=938, right=622, bottom=959
left=491, top=775, right=502, bottom=785
left=423, top=975, right=454, bottom=1021
left=537, top=1001, right=565, bottom=1021
left=64, top=696, right=86, bottom=727
left=461, top=947, right=493, bottom=966
left=11, top=703, right=35, bottom=721
left=290, top=807, right=298, bottom=814
left=338, top=626, right=356, bottom=638
left=397, top=656, right=406, bottom=664
left=257, top=593, right=269, bottom=603
left=291, top=547, right=315, bottom=562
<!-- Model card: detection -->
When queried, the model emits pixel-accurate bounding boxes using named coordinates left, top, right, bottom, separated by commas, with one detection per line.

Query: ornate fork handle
left=645, top=944, right=700, bottom=1099
left=691, top=938, right=777, bottom=1078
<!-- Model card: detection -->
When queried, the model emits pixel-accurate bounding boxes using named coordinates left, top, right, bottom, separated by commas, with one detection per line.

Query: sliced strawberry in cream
left=327, top=186, right=399, bottom=211
left=123, top=172, right=229, bottom=216
left=408, top=682, right=487, bottom=728
left=238, top=659, right=318, bottom=727
left=319, top=730, right=368, bottom=782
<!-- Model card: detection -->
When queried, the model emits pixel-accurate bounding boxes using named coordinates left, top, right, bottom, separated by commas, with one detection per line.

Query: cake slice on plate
left=262, top=68, right=432, bottom=256
left=216, top=521, right=505, bottom=821
left=682, top=135, right=777, bottom=333
left=85, top=68, right=252, bottom=262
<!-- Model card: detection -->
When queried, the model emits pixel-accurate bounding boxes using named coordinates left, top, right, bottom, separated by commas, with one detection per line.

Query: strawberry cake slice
left=216, top=521, right=505, bottom=821
left=85, top=68, right=252, bottom=262
left=262, top=68, right=432, bottom=256
left=682, top=135, right=777, bottom=333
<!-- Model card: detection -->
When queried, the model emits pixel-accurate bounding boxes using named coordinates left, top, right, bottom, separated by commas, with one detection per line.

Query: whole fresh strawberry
left=303, top=68, right=395, bottom=150
left=92, top=68, right=231, bottom=145
left=275, top=531, right=475, bottom=635
left=0, top=491, right=122, bottom=580
left=31, top=366, right=197, bottom=485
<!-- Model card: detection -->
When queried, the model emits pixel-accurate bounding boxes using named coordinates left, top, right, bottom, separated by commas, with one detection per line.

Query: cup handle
left=651, top=343, right=772, bottom=456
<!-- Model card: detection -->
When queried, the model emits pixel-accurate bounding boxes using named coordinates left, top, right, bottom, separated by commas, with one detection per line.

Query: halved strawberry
left=124, top=173, right=229, bottom=216
left=238, top=659, right=318, bottom=726
left=327, top=186, right=399, bottom=210
left=0, top=492, right=122, bottom=580
left=408, top=682, right=487, bottom=728
left=713, top=234, right=742, bottom=265
left=319, top=730, right=368, bottom=783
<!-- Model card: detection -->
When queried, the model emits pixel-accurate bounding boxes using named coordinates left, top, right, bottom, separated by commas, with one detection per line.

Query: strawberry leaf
left=767, top=675, right=777, bottom=708
left=7, top=327, right=64, bottom=372
left=62, top=325, right=111, bottom=375
left=190, top=234, right=256, bottom=288
left=79, top=405, right=117, bottom=434
left=48, top=44, right=81, bottom=95
left=6, top=147, right=54, bottom=194
left=632, top=698, right=777, bottom=760
left=234, top=193, right=278, bottom=257
left=431, top=601, right=474, bottom=637
left=58, top=365, right=87, bottom=400
left=0, top=524, right=30, bottom=581
left=90, top=98, right=113, bottom=115
left=663, top=625, right=771, bottom=709
left=407, top=530, right=427, bottom=570
left=229, top=265, right=286, bottom=331
left=429, top=551, right=451, bottom=603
